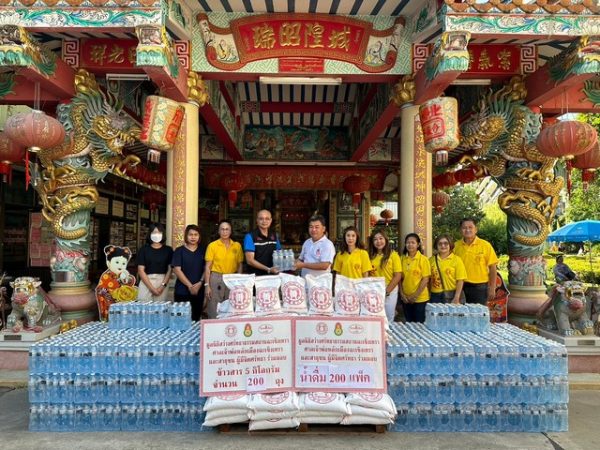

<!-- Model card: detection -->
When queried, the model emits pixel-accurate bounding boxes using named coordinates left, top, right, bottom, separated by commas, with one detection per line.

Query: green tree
left=432, top=186, right=484, bottom=242
left=478, top=202, right=508, bottom=255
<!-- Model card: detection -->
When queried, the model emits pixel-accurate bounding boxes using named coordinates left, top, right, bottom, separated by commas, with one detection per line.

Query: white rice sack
left=347, top=404, right=395, bottom=419
left=297, top=413, right=344, bottom=424
left=249, top=410, right=298, bottom=421
left=249, top=391, right=299, bottom=412
left=203, top=394, right=250, bottom=412
left=341, top=414, right=393, bottom=425
left=355, top=277, right=388, bottom=327
left=299, top=392, right=349, bottom=415
left=334, top=275, right=360, bottom=316
left=306, top=273, right=334, bottom=316
left=254, top=275, right=282, bottom=315
left=217, top=300, right=232, bottom=318
left=249, top=417, right=300, bottom=431
left=280, top=273, right=308, bottom=314
left=223, top=274, right=255, bottom=316
left=203, top=413, right=249, bottom=427
left=345, top=393, right=397, bottom=416
left=204, top=408, right=248, bottom=421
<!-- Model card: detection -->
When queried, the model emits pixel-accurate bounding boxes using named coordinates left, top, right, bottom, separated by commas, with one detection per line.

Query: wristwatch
left=161, top=282, right=167, bottom=287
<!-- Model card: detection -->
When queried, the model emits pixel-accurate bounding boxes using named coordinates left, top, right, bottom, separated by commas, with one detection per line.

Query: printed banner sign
left=294, top=317, right=386, bottom=392
left=200, top=316, right=386, bottom=396
left=200, top=317, right=293, bottom=396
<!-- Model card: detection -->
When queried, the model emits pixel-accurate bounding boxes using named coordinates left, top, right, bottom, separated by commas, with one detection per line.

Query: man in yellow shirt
left=454, top=218, right=498, bottom=305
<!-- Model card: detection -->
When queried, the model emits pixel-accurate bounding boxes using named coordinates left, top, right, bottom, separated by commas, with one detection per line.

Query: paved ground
left=1, top=387, right=598, bottom=450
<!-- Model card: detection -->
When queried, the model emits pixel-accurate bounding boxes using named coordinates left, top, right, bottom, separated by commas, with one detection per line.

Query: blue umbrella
left=547, top=220, right=600, bottom=242
left=548, top=220, right=600, bottom=275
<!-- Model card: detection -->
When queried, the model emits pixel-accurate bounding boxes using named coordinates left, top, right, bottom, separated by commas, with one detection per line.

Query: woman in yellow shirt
left=400, top=233, right=430, bottom=323
left=203, top=219, right=244, bottom=318
left=368, top=229, right=402, bottom=323
left=333, top=226, right=373, bottom=279
left=429, top=234, right=467, bottom=304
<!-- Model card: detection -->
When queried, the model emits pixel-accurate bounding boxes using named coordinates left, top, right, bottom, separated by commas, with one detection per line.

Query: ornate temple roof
left=444, top=0, right=599, bottom=15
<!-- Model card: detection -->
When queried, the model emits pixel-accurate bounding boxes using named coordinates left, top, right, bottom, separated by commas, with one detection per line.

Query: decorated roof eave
left=0, top=7, right=165, bottom=29
left=441, top=8, right=600, bottom=37
left=443, top=0, right=599, bottom=16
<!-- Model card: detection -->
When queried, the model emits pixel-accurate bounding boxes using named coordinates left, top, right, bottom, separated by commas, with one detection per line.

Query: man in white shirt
left=294, top=215, right=336, bottom=278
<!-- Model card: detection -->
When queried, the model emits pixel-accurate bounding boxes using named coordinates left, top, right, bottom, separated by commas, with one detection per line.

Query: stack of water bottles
left=387, top=308, right=569, bottom=432
left=108, top=301, right=192, bottom=331
left=272, top=249, right=295, bottom=272
left=28, top=302, right=209, bottom=432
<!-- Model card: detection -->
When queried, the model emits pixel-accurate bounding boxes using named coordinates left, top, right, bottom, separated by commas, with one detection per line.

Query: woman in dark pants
left=399, top=233, right=431, bottom=323
left=172, top=224, right=206, bottom=321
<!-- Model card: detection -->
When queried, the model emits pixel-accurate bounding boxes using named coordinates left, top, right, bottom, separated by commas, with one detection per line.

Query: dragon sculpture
left=459, top=76, right=563, bottom=288
left=33, top=69, right=140, bottom=283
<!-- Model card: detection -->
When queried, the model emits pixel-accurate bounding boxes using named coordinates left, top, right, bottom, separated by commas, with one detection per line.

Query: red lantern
left=140, top=96, right=185, bottom=151
left=572, top=142, right=600, bottom=171
left=0, top=131, right=26, bottom=183
left=380, top=209, right=394, bottom=225
left=4, top=110, right=65, bottom=152
left=369, top=214, right=378, bottom=227
left=220, top=172, right=246, bottom=208
left=432, top=191, right=450, bottom=213
left=454, top=167, right=477, bottom=184
left=537, top=120, right=598, bottom=159
left=419, top=97, right=460, bottom=166
left=343, top=175, right=370, bottom=209
left=582, top=169, right=595, bottom=191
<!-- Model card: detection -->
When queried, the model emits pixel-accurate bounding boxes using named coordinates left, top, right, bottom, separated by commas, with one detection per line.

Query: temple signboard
left=197, top=13, right=404, bottom=73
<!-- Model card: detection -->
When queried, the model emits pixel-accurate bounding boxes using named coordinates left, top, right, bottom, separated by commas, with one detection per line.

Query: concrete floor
left=1, top=387, right=599, bottom=450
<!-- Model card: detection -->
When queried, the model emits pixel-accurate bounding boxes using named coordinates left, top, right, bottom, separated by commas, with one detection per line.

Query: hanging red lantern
left=380, top=209, right=394, bottom=225
left=4, top=110, right=65, bottom=152
left=537, top=120, right=598, bottom=159
left=220, top=172, right=246, bottom=208
left=0, top=131, right=26, bottom=184
left=582, top=170, right=595, bottom=192
left=369, top=214, right=378, bottom=227
left=343, top=175, right=370, bottom=209
left=419, top=97, right=460, bottom=166
left=140, top=96, right=185, bottom=151
left=572, top=142, right=600, bottom=171
left=432, top=191, right=450, bottom=213
left=454, top=167, right=477, bottom=184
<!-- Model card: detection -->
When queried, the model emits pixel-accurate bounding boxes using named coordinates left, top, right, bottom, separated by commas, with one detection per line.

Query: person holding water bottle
left=243, top=209, right=281, bottom=276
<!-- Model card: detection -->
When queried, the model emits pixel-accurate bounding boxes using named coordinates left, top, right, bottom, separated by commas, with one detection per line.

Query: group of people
left=329, top=218, right=498, bottom=323
left=135, top=212, right=498, bottom=324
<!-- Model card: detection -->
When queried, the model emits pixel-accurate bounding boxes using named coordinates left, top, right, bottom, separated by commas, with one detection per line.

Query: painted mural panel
left=243, top=126, right=349, bottom=160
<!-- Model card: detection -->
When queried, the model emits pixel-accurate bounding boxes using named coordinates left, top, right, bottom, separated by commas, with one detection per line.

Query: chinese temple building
left=0, top=0, right=599, bottom=330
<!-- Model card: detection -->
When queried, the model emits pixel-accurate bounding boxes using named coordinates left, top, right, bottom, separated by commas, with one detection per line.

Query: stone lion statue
left=536, top=281, right=594, bottom=336
left=6, top=277, right=61, bottom=333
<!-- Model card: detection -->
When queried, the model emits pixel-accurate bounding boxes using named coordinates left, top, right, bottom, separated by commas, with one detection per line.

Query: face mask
left=150, top=233, right=163, bottom=243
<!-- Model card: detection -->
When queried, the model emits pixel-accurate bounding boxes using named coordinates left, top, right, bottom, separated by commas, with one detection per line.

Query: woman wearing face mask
left=136, top=223, right=173, bottom=302
left=172, top=224, right=206, bottom=321
left=204, top=219, right=244, bottom=319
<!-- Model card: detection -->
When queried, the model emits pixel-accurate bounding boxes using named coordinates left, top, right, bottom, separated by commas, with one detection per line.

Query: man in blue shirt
left=243, top=209, right=281, bottom=276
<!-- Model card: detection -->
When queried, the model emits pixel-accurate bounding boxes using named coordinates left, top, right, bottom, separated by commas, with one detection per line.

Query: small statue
left=536, top=281, right=594, bottom=336
left=6, top=276, right=61, bottom=333
left=95, top=245, right=137, bottom=322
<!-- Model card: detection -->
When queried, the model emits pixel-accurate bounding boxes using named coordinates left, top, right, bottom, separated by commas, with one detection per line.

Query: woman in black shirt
left=137, top=223, right=173, bottom=301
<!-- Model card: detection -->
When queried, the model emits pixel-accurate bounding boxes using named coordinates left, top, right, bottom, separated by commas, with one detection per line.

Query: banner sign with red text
left=197, top=13, right=404, bottom=73
left=200, top=316, right=386, bottom=396
left=295, top=317, right=387, bottom=393
left=80, top=39, right=138, bottom=70
left=200, top=317, right=294, bottom=396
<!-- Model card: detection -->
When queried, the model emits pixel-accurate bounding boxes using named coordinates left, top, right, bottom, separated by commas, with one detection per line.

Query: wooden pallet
left=219, top=422, right=386, bottom=434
